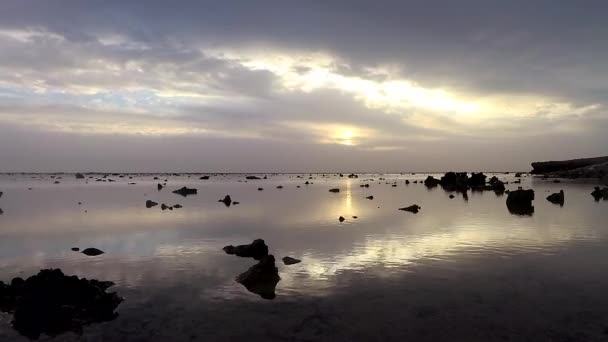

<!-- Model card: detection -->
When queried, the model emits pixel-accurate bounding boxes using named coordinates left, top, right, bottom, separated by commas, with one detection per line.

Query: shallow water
left=1, top=173, right=608, bottom=341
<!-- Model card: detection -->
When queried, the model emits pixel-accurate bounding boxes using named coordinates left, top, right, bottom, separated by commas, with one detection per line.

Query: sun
left=336, top=129, right=356, bottom=146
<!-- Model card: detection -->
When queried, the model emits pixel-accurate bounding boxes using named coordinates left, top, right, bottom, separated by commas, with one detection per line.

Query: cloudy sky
left=1, top=0, right=607, bottom=172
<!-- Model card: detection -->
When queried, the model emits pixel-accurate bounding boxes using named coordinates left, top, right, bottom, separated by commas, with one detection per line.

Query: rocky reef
left=531, top=156, right=608, bottom=182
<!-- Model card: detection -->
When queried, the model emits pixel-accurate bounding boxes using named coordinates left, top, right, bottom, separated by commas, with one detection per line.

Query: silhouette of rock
left=531, top=156, right=608, bottom=174
left=223, top=239, right=269, bottom=260
left=282, top=256, right=301, bottom=265
left=488, top=176, right=506, bottom=193
left=366, top=195, right=374, bottom=200
left=0, top=191, right=2, bottom=199
left=515, top=172, right=523, bottom=178
left=399, top=204, right=421, bottom=213
left=173, top=204, right=182, bottom=209
left=219, top=195, right=232, bottom=206
left=246, top=176, right=261, bottom=180
left=506, top=188, right=535, bottom=215
left=0, top=269, right=122, bottom=339
left=71, top=247, right=79, bottom=251
left=339, top=216, right=345, bottom=222
left=276, top=185, right=283, bottom=189
left=348, top=173, right=358, bottom=178
left=145, top=200, right=158, bottom=208
left=405, top=180, right=410, bottom=184
left=172, top=187, right=197, bottom=197
left=258, top=187, right=264, bottom=191
left=547, top=190, right=565, bottom=205
left=75, top=173, right=85, bottom=179
left=157, top=183, right=163, bottom=191
left=0, top=208, right=3, bottom=215
left=235, top=255, right=280, bottom=300
left=199, top=176, right=210, bottom=180
left=449, top=194, right=455, bottom=199
left=81, top=248, right=104, bottom=256
left=329, top=188, right=340, bottom=193
left=591, top=187, right=608, bottom=201
left=424, top=176, right=441, bottom=187
left=161, top=203, right=171, bottom=210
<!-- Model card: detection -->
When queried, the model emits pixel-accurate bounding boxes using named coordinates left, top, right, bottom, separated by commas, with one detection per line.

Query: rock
left=553, top=179, right=561, bottom=183
left=547, top=190, right=565, bottom=205
left=161, top=203, right=171, bottom=210
left=366, top=195, right=374, bottom=200
left=75, top=173, right=85, bottom=179
left=235, top=255, right=280, bottom=300
left=282, top=256, right=301, bottom=265
left=157, top=183, right=163, bottom=191
left=488, top=176, right=506, bottom=193
left=233, top=201, right=240, bottom=205
left=246, top=176, right=261, bottom=180
left=329, top=188, right=340, bottom=193
left=0, top=191, right=3, bottom=199
left=172, top=187, right=197, bottom=197
left=591, top=187, right=608, bottom=201
left=506, top=188, right=535, bottom=215
left=81, top=248, right=104, bottom=256
left=348, top=174, right=358, bottom=178
left=449, top=194, right=455, bottom=199
left=0, top=269, right=123, bottom=339
left=515, top=172, right=523, bottom=178
left=153, top=177, right=159, bottom=180
left=0, top=208, right=3, bottom=215
left=424, top=176, right=441, bottom=187
left=440, top=172, right=469, bottom=192
left=145, top=200, right=158, bottom=208
left=70, top=247, right=80, bottom=252
left=219, top=195, right=232, bottom=206
left=199, top=176, right=210, bottom=180
left=405, top=180, right=410, bottom=184
left=468, top=172, right=487, bottom=188
left=531, top=156, right=608, bottom=174
left=399, top=204, right=421, bottom=213
left=173, top=204, right=183, bottom=208
left=305, top=181, right=310, bottom=185
left=53, top=181, right=60, bottom=184
left=339, top=216, right=345, bottom=222
left=352, top=216, right=358, bottom=219
left=276, top=185, right=283, bottom=189
left=223, top=239, right=269, bottom=260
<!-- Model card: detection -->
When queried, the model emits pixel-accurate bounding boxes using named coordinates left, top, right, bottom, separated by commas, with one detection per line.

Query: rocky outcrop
left=399, top=204, right=421, bottom=213
left=545, top=162, right=608, bottom=181
left=145, top=200, right=158, bottom=208
left=506, top=188, right=535, bottom=215
left=328, top=188, right=340, bottom=193
left=223, top=239, right=269, bottom=260
left=591, top=187, right=608, bottom=201
left=246, top=176, right=261, bottom=180
left=547, top=190, right=565, bottom=205
left=424, top=176, right=441, bottom=187
left=172, top=187, right=197, bottom=196
left=282, top=256, right=301, bottom=265
left=75, top=173, right=85, bottom=179
left=235, top=255, right=280, bottom=300
left=81, top=248, right=104, bottom=256
left=219, top=195, right=232, bottom=206
left=0, top=269, right=123, bottom=339
left=531, top=156, right=608, bottom=174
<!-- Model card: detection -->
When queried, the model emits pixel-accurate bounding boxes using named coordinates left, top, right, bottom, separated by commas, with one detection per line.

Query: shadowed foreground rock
left=547, top=190, right=565, bottom=205
left=172, top=187, right=197, bottom=196
left=235, top=255, right=280, bottom=300
left=506, top=189, right=535, bottom=215
left=223, top=239, right=268, bottom=260
left=0, top=269, right=123, bottom=339
left=399, top=204, right=421, bottom=213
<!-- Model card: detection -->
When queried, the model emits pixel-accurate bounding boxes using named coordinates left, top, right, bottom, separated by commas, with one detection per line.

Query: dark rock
left=468, top=172, right=487, bottom=188
left=71, top=247, right=79, bottom=251
left=424, top=176, right=441, bottom=187
left=282, top=256, right=301, bottom=265
left=173, top=204, right=182, bottom=209
left=75, top=173, right=85, bottom=179
left=366, top=195, right=374, bottom=200
left=219, top=195, right=232, bottom=207
left=547, top=190, right=565, bottom=205
left=246, top=176, right=261, bottom=180
left=199, top=176, right=210, bottom=180
left=161, top=203, right=170, bottom=210
left=348, top=174, right=358, bottom=178
left=305, top=181, right=310, bottom=185
left=488, top=176, right=506, bottom=193
left=145, top=200, right=158, bottom=208
left=172, top=187, right=197, bottom=197
left=53, top=181, right=60, bottom=184
left=399, top=204, right=421, bottom=213
left=339, top=216, right=345, bottom=222
left=515, top=172, right=523, bottom=178
left=553, top=179, right=561, bottom=183
left=352, top=216, right=358, bottom=219
left=235, top=255, right=280, bottom=300
left=506, top=188, right=535, bottom=215
left=223, top=239, right=269, bottom=260
left=157, top=183, right=163, bottom=191
left=0, top=208, right=3, bottom=215
left=329, top=188, right=340, bottom=193
left=591, top=187, right=608, bottom=201
left=276, top=185, right=283, bottom=189
left=232, top=201, right=240, bottom=205
left=440, top=172, right=468, bottom=192
left=0, top=269, right=122, bottom=339
left=258, top=188, right=264, bottom=191
left=81, top=248, right=104, bottom=256
left=405, top=180, right=410, bottom=184
left=0, top=191, right=3, bottom=199
left=531, top=156, right=608, bottom=174
left=449, top=194, right=455, bottom=199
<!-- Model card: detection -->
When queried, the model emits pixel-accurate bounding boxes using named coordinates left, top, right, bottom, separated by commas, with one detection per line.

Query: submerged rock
left=506, top=188, right=535, bottom=215
left=399, top=204, right=421, bottom=213
left=235, top=255, right=280, bottom=300
left=219, top=195, right=232, bottom=206
left=547, top=190, right=565, bottom=205
left=223, top=239, right=268, bottom=260
left=172, top=187, right=197, bottom=197
left=0, top=269, right=123, bottom=339
left=282, top=256, right=301, bottom=265
left=145, top=200, right=158, bottom=208
left=81, top=248, right=104, bottom=256
left=329, top=188, right=340, bottom=193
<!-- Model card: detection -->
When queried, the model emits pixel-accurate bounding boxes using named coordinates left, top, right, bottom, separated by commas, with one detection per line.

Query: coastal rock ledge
left=531, top=156, right=608, bottom=182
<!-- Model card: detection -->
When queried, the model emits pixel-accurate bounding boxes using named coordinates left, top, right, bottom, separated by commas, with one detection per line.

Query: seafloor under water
left=0, top=173, right=607, bottom=341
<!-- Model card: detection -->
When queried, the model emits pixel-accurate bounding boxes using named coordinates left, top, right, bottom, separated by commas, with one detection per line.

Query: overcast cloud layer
left=1, top=0, right=607, bottom=172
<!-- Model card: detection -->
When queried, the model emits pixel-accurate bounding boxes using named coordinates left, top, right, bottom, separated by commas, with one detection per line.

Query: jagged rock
left=172, top=187, right=197, bottom=197
left=145, top=200, right=158, bottom=208
left=424, top=176, right=441, bottom=187
left=219, top=195, right=232, bottom=206
left=246, top=176, right=261, bottom=180
left=157, top=183, right=163, bottom=191
left=235, top=255, right=280, bottom=300
left=531, top=156, right=608, bottom=174
left=366, top=195, right=374, bottom=200
left=75, top=173, right=85, bottom=179
left=282, top=256, right=301, bottom=265
left=399, top=204, right=421, bottom=213
left=329, top=188, right=340, bottom=193
left=223, top=239, right=269, bottom=260
left=0, top=269, right=122, bottom=339
left=339, top=216, right=345, bottom=222
left=591, top=187, right=608, bottom=201
left=506, top=188, right=535, bottom=215
left=81, top=248, right=104, bottom=256
left=547, top=190, right=565, bottom=205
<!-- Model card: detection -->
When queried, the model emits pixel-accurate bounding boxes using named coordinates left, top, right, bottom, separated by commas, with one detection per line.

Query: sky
left=0, top=0, right=607, bottom=172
